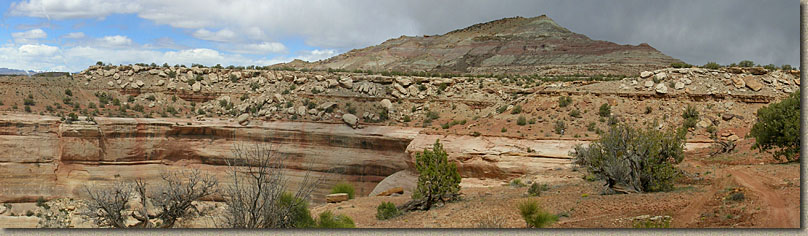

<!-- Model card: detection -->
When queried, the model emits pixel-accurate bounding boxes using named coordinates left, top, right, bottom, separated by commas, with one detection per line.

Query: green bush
left=681, top=105, right=699, bottom=131
left=703, top=62, right=721, bottom=70
left=527, top=183, right=549, bottom=197
left=278, top=192, right=315, bottom=228
left=599, top=103, right=611, bottom=117
left=376, top=202, right=401, bottom=220
left=517, top=116, right=527, bottom=126
left=412, top=140, right=461, bottom=210
left=554, top=120, right=566, bottom=135
left=738, top=60, right=755, bottom=67
left=330, top=182, right=355, bottom=199
left=571, top=123, right=685, bottom=193
left=316, top=211, right=355, bottom=228
left=781, top=64, right=793, bottom=71
left=670, top=62, right=692, bottom=68
left=64, top=89, right=72, bottom=97
left=511, top=105, right=522, bottom=114
left=517, top=199, right=558, bottom=228
left=497, top=105, right=508, bottom=114
left=763, top=64, right=777, bottom=71
left=569, top=109, right=581, bottom=118
left=558, top=96, right=572, bottom=107
left=749, top=90, right=800, bottom=162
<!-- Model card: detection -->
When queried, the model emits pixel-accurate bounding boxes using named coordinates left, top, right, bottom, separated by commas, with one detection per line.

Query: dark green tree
left=749, top=90, right=800, bottom=162
left=405, top=140, right=461, bottom=211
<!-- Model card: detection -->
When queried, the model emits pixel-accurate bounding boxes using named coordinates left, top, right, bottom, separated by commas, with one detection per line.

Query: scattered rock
left=376, top=187, right=404, bottom=196
left=745, top=78, right=763, bottom=92
left=721, top=113, right=735, bottom=121
left=380, top=99, right=393, bottom=110
left=727, top=135, right=740, bottom=142
left=326, top=193, right=349, bottom=203
left=731, top=77, right=746, bottom=89
left=135, top=80, right=145, bottom=88
left=748, top=67, right=768, bottom=75
left=237, top=113, right=250, bottom=125
left=654, top=72, right=667, bottom=81
left=339, top=76, right=353, bottom=89
left=294, top=76, right=307, bottom=84
left=156, top=79, right=165, bottom=86
left=644, top=81, right=654, bottom=88
left=654, top=83, right=668, bottom=94
left=640, top=71, right=653, bottom=78
left=697, top=120, right=711, bottom=129
left=192, top=82, right=202, bottom=92
left=395, top=77, right=413, bottom=86
left=342, top=114, right=358, bottom=128
left=674, top=82, right=685, bottom=90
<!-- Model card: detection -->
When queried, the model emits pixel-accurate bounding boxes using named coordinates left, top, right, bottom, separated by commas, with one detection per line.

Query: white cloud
left=18, top=44, right=59, bottom=56
left=191, top=28, right=237, bottom=43
left=226, top=42, right=287, bottom=54
left=62, top=32, right=86, bottom=39
left=11, top=28, right=47, bottom=44
left=99, top=35, right=133, bottom=47
left=9, top=0, right=141, bottom=20
left=295, top=49, right=338, bottom=62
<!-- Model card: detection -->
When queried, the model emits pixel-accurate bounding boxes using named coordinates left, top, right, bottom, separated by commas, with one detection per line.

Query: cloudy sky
left=0, top=0, right=798, bottom=72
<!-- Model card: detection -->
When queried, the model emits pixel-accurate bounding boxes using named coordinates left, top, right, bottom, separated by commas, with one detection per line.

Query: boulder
left=697, top=120, right=711, bottom=129
left=342, top=114, right=358, bottom=128
left=326, top=79, right=339, bottom=88
left=731, top=77, right=746, bottom=89
left=674, top=82, right=685, bottom=90
left=107, top=81, right=114, bottom=87
left=748, top=67, right=768, bottom=75
left=727, top=67, right=744, bottom=74
left=654, top=72, right=667, bottom=81
left=644, top=80, right=654, bottom=88
left=317, top=102, right=337, bottom=110
left=393, top=82, right=408, bottom=95
left=297, top=106, right=307, bottom=116
left=339, top=76, right=353, bottom=89
left=640, top=71, right=653, bottom=78
left=294, top=76, right=307, bottom=84
left=395, top=77, right=413, bottom=87
left=273, top=93, right=284, bottom=103
left=156, top=80, right=165, bottom=86
left=375, top=187, right=404, bottom=197
left=380, top=99, right=393, bottom=110
left=326, top=193, right=349, bottom=203
left=721, top=113, right=735, bottom=121
left=237, top=113, right=250, bottom=125
left=136, top=80, right=145, bottom=88
left=654, top=83, right=668, bottom=94
left=192, top=82, right=202, bottom=92
left=744, top=78, right=763, bottom=92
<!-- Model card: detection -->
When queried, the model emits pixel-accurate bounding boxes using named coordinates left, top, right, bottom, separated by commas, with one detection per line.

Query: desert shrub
left=633, top=217, right=671, bottom=228
left=23, top=97, right=35, bottom=106
left=315, top=211, right=355, bottom=228
left=64, top=89, right=72, bottom=97
left=781, top=64, right=793, bottom=71
left=558, top=96, right=572, bottom=107
left=703, top=62, right=721, bottom=70
left=376, top=202, right=401, bottom=220
left=511, top=105, right=522, bottom=114
left=763, top=64, right=777, bottom=71
left=738, top=60, right=755, bottom=67
left=509, top=178, right=526, bottom=187
left=146, top=95, right=156, bottom=101
left=222, top=143, right=327, bottom=228
left=497, top=105, right=507, bottom=114
left=569, top=109, right=581, bottom=118
left=571, top=124, right=685, bottom=194
left=24, top=105, right=31, bottom=113
left=517, top=199, right=558, bottom=228
left=726, top=192, right=745, bottom=202
left=749, top=90, right=800, bottom=162
left=554, top=120, right=566, bottom=135
left=330, top=182, right=355, bottom=199
left=670, top=62, right=692, bottom=68
left=681, top=105, right=699, bottom=130
left=402, top=115, right=411, bottom=122
left=476, top=215, right=506, bottom=228
left=82, top=169, right=217, bottom=228
left=527, top=183, right=549, bottom=197
left=517, top=116, right=527, bottom=126
left=587, top=122, right=597, bottom=132
left=403, top=140, right=461, bottom=211
left=599, top=103, right=611, bottom=117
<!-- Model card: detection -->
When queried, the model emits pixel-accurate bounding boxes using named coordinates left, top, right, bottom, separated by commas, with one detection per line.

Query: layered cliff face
left=0, top=114, right=420, bottom=202
left=290, top=15, right=681, bottom=75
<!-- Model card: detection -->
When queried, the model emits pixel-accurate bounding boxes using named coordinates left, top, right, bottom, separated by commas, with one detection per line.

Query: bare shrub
left=82, top=170, right=217, bottom=228
left=476, top=215, right=506, bottom=228
left=220, top=142, right=327, bottom=228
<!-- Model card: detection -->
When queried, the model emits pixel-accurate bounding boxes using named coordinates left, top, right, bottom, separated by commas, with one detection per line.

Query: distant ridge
left=275, top=15, right=682, bottom=75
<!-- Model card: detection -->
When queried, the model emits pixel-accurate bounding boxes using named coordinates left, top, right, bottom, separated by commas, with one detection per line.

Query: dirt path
left=727, top=168, right=798, bottom=228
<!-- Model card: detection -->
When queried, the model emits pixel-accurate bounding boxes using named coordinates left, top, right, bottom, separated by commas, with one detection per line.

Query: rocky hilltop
left=284, top=15, right=682, bottom=75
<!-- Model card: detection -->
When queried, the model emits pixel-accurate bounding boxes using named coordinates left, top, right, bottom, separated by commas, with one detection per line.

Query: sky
left=0, top=0, right=799, bottom=72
